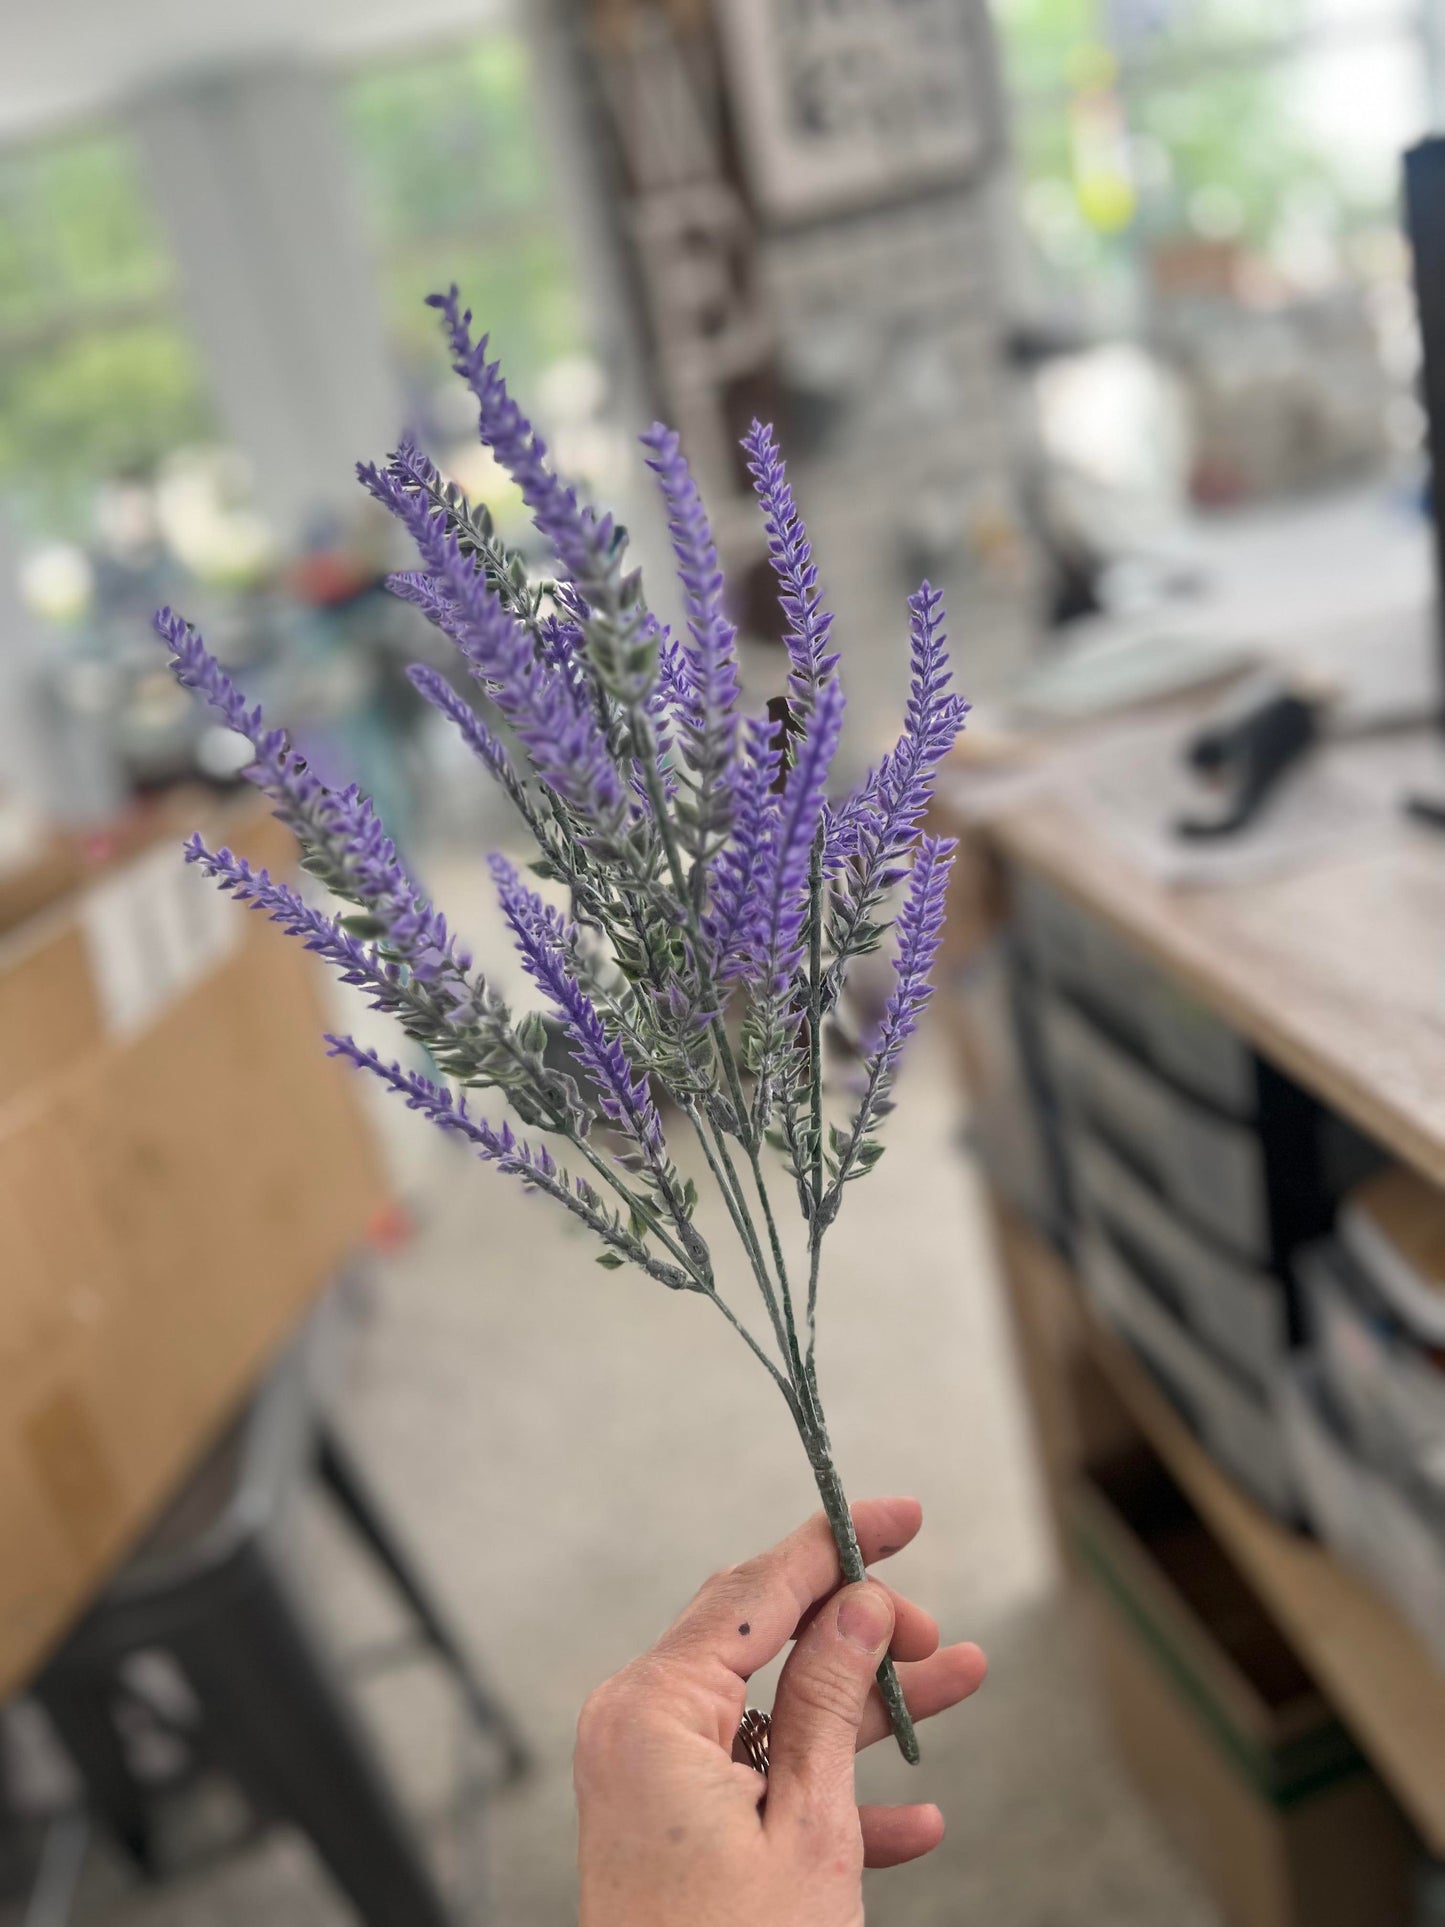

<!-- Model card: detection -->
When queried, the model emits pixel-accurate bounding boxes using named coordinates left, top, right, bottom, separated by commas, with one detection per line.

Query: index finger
left=654, top=1497, right=923, bottom=1682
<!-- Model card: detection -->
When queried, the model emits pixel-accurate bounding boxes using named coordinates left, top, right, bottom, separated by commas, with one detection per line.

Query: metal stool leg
left=167, top=1545, right=455, bottom=1927
left=32, top=1670, right=154, bottom=1875
left=316, top=1424, right=529, bottom=1777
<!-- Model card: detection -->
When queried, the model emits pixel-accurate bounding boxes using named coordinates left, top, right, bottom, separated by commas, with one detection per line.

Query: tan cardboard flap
left=0, top=820, right=385, bottom=1692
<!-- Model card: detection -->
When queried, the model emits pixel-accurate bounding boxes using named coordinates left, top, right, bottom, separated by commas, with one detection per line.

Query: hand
left=574, top=1498, right=986, bottom=1926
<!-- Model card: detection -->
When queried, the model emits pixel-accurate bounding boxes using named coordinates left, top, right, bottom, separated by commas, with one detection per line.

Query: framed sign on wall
left=715, top=0, right=996, bottom=224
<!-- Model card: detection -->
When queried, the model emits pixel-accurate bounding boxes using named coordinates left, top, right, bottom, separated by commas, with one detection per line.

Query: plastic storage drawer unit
left=1014, top=870, right=1258, bottom=1116
left=1075, top=1130, right=1289, bottom=1397
left=1078, top=1219, right=1296, bottom=1518
left=1042, top=991, right=1339, bottom=1268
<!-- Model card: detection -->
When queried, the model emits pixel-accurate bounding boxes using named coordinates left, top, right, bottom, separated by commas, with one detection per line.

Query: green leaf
left=518, top=1011, right=550, bottom=1054
left=339, top=912, right=389, bottom=939
left=595, top=1251, right=625, bottom=1270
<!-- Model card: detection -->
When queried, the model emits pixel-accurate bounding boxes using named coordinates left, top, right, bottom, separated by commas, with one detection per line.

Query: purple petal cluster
left=829, top=581, right=968, bottom=868
left=702, top=714, right=780, bottom=985
left=742, top=421, right=839, bottom=708
left=490, top=855, right=663, bottom=1157
left=156, top=606, right=285, bottom=777
left=326, top=1035, right=539, bottom=1165
left=640, top=424, right=740, bottom=834
left=156, top=610, right=468, bottom=986
left=428, top=287, right=606, bottom=590
left=654, top=619, right=697, bottom=723
left=405, top=665, right=528, bottom=814
left=756, top=676, right=845, bottom=995
left=182, top=840, right=429, bottom=1009
left=359, top=461, right=625, bottom=828
left=864, top=835, right=957, bottom=1086
left=326, top=1036, right=692, bottom=1290
left=824, top=583, right=968, bottom=997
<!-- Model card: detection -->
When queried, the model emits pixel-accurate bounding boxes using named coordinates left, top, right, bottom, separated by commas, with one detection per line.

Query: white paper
left=80, top=843, right=241, bottom=1041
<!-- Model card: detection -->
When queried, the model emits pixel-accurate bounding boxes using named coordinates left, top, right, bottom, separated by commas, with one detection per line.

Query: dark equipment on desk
left=1404, top=137, right=1445, bottom=823
left=1174, top=675, right=1322, bottom=840
left=1406, top=137, right=1445, bottom=695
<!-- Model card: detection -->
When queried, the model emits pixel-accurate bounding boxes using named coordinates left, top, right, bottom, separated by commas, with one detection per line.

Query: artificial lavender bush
left=156, top=289, right=968, bottom=1761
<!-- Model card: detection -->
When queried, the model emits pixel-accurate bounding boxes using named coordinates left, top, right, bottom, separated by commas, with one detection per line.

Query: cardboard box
left=0, top=800, right=386, bottom=1692
left=0, top=788, right=262, bottom=1112
left=1073, top=1455, right=1415, bottom=1927
left=0, top=787, right=218, bottom=944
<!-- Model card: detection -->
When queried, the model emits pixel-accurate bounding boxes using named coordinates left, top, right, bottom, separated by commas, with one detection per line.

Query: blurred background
left=3, top=0, right=1445, bottom=1922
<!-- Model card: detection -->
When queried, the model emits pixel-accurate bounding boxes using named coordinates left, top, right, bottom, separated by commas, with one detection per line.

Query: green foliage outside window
left=993, top=0, right=1421, bottom=315
left=0, top=131, right=214, bottom=529
left=344, top=33, right=584, bottom=401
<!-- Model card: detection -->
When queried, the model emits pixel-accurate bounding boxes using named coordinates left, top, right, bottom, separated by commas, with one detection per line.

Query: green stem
left=805, top=1237, right=823, bottom=1402
left=745, top=1145, right=818, bottom=1421
left=818, top=1047, right=889, bottom=1230
left=569, top=1135, right=698, bottom=1279
left=792, top=1394, right=919, bottom=1765
left=686, top=1105, right=790, bottom=1363
left=805, top=834, right=826, bottom=1360
left=703, top=1287, right=792, bottom=1397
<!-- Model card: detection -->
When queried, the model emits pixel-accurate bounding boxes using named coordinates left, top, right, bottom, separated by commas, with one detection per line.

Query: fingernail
left=837, top=1584, right=893, bottom=1653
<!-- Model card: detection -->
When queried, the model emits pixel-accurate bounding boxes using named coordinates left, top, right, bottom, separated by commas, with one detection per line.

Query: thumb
left=765, top=1581, right=895, bottom=1828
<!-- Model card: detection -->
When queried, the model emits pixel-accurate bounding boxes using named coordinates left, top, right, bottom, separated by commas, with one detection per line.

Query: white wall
left=130, top=63, right=405, bottom=532
left=0, top=0, right=511, bottom=142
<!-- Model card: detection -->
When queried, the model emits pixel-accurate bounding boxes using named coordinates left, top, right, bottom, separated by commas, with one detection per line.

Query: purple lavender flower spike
left=865, top=834, right=957, bottom=1085
left=359, top=463, right=625, bottom=828
left=900, top=581, right=970, bottom=770
left=757, top=674, right=845, bottom=994
left=742, top=420, right=839, bottom=709
left=154, top=606, right=287, bottom=788
left=156, top=610, right=469, bottom=987
left=428, top=287, right=601, bottom=588
left=326, top=1036, right=694, bottom=1290
left=406, top=665, right=524, bottom=799
left=833, top=581, right=968, bottom=862
left=183, top=841, right=415, bottom=1008
left=822, top=583, right=968, bottom=995
left=326, top=1035, right=524, bottom=1159
left=490, top=855, right=664, bottom=1158
left=702, top=714, right=780, bottom=984
left=639, top=424, right=740, bottom=839
left=387, top=569, right=457, bottom=632
left=654, top=619, right=697, bottom=721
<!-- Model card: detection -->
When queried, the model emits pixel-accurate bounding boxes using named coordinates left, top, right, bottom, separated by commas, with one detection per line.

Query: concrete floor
left=59, top=981, right=1219, bottom=1925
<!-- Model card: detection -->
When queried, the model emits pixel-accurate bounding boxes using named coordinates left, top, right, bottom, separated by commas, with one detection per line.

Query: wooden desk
left=944, top=739, right=1445, bottom=1853
left=992, top=789, right=1445, bottom=1189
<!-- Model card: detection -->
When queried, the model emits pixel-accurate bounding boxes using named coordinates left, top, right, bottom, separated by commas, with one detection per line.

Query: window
left=343, top=33, right=585, bottom=425
left=996, top=0, right=1428, bottom=324
left=0, top=128, right=215, bottom=537
left=993, top=0, right=1431, bottom=503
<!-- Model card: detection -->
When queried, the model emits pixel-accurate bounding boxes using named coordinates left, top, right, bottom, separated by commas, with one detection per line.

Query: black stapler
left=1174, top=673, right=1321, bottom=841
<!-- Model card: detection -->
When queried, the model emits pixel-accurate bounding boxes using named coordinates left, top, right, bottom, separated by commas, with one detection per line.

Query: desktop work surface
left=938, top=723, right=1445, bottom=1867
left=988, top=756, right=1445, bottom=1191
